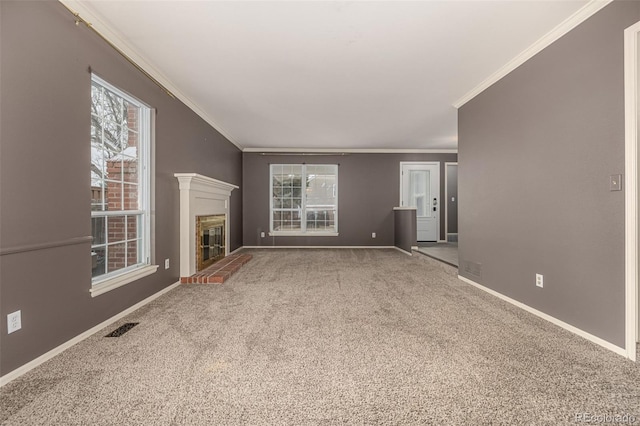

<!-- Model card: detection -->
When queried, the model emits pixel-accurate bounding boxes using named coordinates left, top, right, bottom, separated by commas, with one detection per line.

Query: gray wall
left=243, top=153, right=457, bottom=246
left=458, top=1, right=640, bottom=348
left=446, top=164, right=458, bottom=235
left=0, top=1, right=242, bottom=375
left=394, top=209, right=417, bottom=253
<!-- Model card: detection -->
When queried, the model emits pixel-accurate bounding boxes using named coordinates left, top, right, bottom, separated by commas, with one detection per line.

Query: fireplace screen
left=196, top=215, right=226, bottom=271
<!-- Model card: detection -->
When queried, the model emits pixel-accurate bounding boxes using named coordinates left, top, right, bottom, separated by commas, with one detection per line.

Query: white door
left=400, top=162, right=440, bottom=241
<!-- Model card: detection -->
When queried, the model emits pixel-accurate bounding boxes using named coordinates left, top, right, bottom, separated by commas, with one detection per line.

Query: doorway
left=400, top=162, right=440, bottom=241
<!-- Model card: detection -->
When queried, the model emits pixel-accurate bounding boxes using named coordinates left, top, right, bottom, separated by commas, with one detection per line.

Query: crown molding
left=242, top=147, right=458, bottom=154
left=453, top=0, right=613, bottom=109
left=59, top=0, right=244, bottom=151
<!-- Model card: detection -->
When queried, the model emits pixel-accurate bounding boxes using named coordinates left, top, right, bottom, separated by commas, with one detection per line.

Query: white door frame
left=444, top=162, right=458, bottom=241
left=624, top=21, right=639, bottom=362
left=399, top=162, right=441, bottom=242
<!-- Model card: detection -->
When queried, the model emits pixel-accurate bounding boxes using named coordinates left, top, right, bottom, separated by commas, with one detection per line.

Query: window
left=270, top=164, right=338, bottom=235
left=90, top=75, right=156, bottom=295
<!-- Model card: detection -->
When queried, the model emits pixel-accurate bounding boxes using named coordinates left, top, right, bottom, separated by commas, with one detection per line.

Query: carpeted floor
left=1, top=249, right=639, bottom=425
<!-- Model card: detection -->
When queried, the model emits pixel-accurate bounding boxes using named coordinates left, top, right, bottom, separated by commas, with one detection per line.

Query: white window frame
left=269, top=164, right=339, bottom=236
left=90, top=74, right=157, bottom=296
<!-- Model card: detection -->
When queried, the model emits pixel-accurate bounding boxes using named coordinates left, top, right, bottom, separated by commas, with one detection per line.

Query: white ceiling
left=67, top=0, right=594, bottom=151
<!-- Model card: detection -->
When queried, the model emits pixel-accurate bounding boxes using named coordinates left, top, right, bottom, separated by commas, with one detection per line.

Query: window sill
left=268, top=232, right=339, bottom=237
left=91, top=264, right=159, bottom=297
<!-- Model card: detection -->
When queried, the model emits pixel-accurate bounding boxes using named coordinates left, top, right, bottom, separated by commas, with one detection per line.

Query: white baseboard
left=393, top=246, right=413, bottom=256
left=0, top=281, right=181, bottom=387
left=457, top=275, right=628, bottom=358
left=242, top=245, right=396, bottom=249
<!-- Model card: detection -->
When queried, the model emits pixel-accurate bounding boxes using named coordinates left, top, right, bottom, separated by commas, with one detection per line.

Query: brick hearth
left=180, top=253, right=252, bottom=284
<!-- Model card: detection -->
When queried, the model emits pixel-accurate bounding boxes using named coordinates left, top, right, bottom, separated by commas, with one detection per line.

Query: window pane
left=122, top=157, right=139, bottom=184
left=307, top=209, right=336, bottom=232
left=103, top=89, right=124, bottom=125
left=126, top=215, right=140, bottom=241
left=123, top=130, right=139, bottom=155
left=102, top=120, right=124, bottom=153
left=409, top=170, right=429, bottom=218
left=275, top=210, right=300, bottom=231
left=123, top=100, right=139, bottom=131
left=127, top=239, right=141, bottom=266
left=91, top=182, right=106, bottom=212
left=106, top=180, right=123, bottom=211
left=107, top=242, right=127, bottom=273
left=91, top=145, right=105, bottom=188
left=307, top=165, right=336, bottom=176
left=107, top=216, right=126, bottom=244
left=123, top=183, right=139, bottom=210
left=92, top=216, right=106, bottom=245
left=92, top=247, right=106, bottom=278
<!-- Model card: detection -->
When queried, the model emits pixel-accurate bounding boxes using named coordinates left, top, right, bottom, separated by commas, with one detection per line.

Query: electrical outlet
left=372, top=232, right=376, bottom=238
left=164, top=259, right=170, bottom=269
left=7, top=310, right=21, bottom=334
left=536, top=273, right=544, bottom=288
left=260, top=232, right=265, bottom=238
left=610, top=174, right=622, bottom=191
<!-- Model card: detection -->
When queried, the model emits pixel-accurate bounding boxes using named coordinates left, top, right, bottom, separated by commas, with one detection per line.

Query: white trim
left=453, top=0, right=614, bottom=108
left=444, top=162, right=458, bottom=238
left=268, top=232, right=339, bottom=237
left=91, top=264, right=159, bottom=297
left=0, top=281, right=181, bottom=387
left=437, top=240, right=447, bottom=243
left=244, top=148, right=458, bottom=154
left=229, top=246, right=245, bottom=255
left=174, top=173, right=238, bottom=278
left=393, top=206, right=417, bottom=211
left=393, top=246, right=413, bottom=256
left=59, top=1, right=243, bottom=150
left=457, top=275, right=627, bottom=358
left=624, top=21, right=640, bottom=362
left=242, top=246, right=396, bottom=250
left=399, top=162, right=441, bottom=241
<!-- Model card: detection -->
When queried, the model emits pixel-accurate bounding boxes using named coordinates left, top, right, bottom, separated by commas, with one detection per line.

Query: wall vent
left=105, top=322, right=139, bottom=337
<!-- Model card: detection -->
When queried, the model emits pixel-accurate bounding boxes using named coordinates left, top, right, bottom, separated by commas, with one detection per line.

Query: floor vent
left=105, top=322, right=139, bottom=337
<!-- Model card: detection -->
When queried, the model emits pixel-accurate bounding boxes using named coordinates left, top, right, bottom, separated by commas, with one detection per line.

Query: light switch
left=610, top=174, right=622, bottom=191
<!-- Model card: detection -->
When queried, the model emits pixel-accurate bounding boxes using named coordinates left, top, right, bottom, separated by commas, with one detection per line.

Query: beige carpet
left=1, top=249, right=639, bottom=425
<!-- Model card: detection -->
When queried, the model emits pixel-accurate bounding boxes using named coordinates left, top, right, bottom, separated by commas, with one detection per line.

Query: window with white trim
left=270, top=164, right=338, bottom=235
left=90, top=75, right=152, bottom=287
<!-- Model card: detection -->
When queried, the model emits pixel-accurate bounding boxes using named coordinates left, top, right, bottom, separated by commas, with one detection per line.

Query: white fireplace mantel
left=174, top=173, right=238, bottom=277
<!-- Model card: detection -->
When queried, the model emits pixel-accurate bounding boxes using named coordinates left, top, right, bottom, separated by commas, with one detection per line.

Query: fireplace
left=196, top=215, right=226, bottom=271
left=175, top=173, right=238, bottom=278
